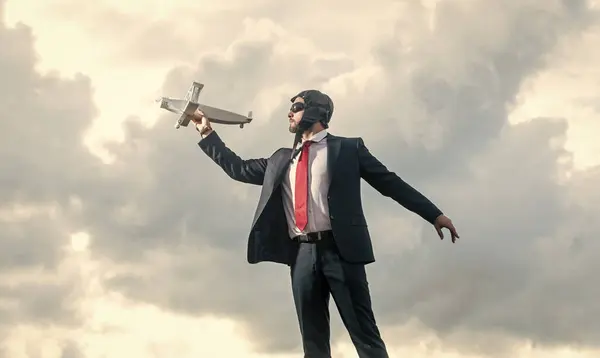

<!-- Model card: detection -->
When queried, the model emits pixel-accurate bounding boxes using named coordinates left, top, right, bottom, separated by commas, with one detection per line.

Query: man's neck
left=302, top=125, right=325, bottom=141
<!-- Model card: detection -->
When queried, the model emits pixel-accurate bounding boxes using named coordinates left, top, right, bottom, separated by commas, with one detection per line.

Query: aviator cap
left=290, top=89, right=334, bottom=128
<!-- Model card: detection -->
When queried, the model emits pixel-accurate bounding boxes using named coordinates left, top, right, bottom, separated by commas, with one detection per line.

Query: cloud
left=0, top=5, right=100, bottom=351
left=3, top=0, right=600, bottom=356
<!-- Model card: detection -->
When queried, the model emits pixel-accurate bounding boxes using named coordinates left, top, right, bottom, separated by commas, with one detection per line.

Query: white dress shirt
left=282, top=129, right=332, bottom=238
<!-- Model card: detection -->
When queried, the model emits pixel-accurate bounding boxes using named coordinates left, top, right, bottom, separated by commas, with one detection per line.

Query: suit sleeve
left=197, top=131, right=268, bottom=185
left=357, top=138, right=443, bottom=224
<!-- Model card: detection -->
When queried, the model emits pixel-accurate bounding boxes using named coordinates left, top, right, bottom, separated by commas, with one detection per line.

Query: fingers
left=436, top=223, right=460, bottom=243
left=435, top=225, right=444, bottom=240
left=192, top=110, right=212, bottom=136
left=191, top=109, right=205, bottom=124
left=449, top=225, right=459, bottom=243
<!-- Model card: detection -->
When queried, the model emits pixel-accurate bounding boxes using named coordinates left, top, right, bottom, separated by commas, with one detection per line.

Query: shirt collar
left=302, top=129, right=328, bottom=144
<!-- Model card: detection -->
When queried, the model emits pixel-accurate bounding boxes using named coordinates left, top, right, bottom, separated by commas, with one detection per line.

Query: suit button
left=329, top=215, right=334, bottom=219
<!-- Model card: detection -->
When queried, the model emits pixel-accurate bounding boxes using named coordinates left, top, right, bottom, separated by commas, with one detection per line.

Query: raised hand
left=191, top=109, right=212, bottom=137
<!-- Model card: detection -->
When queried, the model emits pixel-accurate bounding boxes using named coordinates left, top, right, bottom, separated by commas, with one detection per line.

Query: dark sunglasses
left=290, top=102, right=305, bottom=113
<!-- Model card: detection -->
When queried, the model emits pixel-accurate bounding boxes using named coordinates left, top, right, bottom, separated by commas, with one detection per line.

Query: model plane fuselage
left=158, top=81, right=253, bottom=129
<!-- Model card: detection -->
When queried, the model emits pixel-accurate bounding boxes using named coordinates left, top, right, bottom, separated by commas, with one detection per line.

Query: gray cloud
left=59, top=341, right=84, bottom=358
left=3, top=0, right=600, bottom=356
left=0, top=3, right=97, bottom=350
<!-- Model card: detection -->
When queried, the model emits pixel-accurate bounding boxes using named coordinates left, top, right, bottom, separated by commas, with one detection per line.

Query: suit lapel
left=253, top=149, right=291, bottom=225
left=273, top=148, right=293, bottom=190
left=326, top=133, right=341, bottom=190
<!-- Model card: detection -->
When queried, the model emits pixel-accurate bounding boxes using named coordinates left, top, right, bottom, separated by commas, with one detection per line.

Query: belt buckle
left=298, top=234, right=312, bottom=243
left=298, top=231, right=326, bottom=243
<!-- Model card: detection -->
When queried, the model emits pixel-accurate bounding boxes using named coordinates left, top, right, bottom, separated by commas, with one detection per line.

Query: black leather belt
left=293, top=230, right=333, bottom=243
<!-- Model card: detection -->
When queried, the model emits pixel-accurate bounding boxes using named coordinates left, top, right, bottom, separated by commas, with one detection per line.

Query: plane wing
left=159, top=98, right=189, bottom=114
left=197, top=104, right=252, bottom=126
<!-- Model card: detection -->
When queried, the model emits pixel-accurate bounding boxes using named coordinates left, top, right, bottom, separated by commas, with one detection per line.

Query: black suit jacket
left=198, top=131, right=443, bottom=266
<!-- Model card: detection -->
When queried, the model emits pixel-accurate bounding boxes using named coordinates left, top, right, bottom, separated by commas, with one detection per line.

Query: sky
left=2, top=0, right=600, bottom=357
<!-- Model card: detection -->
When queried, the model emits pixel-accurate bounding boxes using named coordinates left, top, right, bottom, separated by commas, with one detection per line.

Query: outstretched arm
left=198, top=131, right=268, bottom=185
left=357, top=138, right=443, bottom=224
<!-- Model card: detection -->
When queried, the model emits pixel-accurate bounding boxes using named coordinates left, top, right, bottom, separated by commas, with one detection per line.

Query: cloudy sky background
left=2, top=0, right=600, bottom=357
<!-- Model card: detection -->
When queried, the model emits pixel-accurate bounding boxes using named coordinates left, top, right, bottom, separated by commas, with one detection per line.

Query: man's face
left=288, top=97, right=305, bottom=133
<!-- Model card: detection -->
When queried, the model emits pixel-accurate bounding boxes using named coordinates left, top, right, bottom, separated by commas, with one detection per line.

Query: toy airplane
left=158, top=81, right=253, bottom=129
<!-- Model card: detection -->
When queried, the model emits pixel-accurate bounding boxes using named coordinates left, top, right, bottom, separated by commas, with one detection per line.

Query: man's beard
left=288, top=121, right=298, bottom=133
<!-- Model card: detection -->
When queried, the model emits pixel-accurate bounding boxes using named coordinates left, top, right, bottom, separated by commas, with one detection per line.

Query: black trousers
left=290, top=234, right=389, bottom=358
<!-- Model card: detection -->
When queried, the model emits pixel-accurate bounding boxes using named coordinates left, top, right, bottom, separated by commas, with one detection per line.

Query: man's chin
left=288, top=124, right=298, bottom=133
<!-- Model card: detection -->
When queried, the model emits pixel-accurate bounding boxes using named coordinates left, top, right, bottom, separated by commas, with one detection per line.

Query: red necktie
left=295, top=141, right=312, bottom=231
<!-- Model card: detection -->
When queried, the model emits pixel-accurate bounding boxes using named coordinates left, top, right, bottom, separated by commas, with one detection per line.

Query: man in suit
left=191, top=89, right=459, bottom=358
